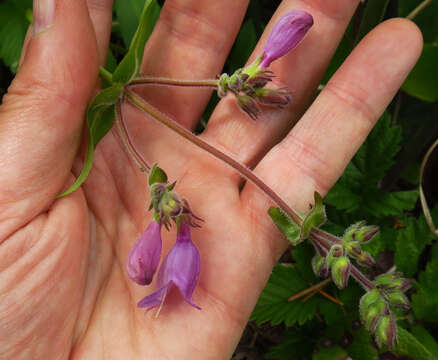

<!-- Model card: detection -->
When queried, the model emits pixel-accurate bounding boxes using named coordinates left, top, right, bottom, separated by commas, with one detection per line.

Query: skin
left=0, top=0, right=423, bottom=359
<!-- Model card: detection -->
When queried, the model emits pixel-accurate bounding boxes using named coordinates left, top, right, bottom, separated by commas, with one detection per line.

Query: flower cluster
left=218, top=10, right=313, bottom=119
left=126, top=165, right=202, bottom=313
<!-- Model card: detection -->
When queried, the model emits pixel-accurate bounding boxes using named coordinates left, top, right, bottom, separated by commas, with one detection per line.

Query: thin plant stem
left=288, top=278, right=331, bottom=301
left=99, top=66, right=113, bottom=84
left=130, top=76, right=219, bottom=88
left=407, top=0, right=432, bottom=19
left=124, top=88, right=375, bottom=291
left=116, top=99, right=151, bottom=172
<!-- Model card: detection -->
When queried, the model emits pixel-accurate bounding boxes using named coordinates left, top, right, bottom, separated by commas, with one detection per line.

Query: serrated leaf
left=59, top=84, right=123, bottom=196
left=411, top=326, right=438, bottom=358
left=402, top=44, right=438, bottom=103
left=347, top=328, right=379, bottom=360
left=313, top=346, right=348, bottom=360
left=363, top=189, right=418, bottom=217
left=354, top=112, right=402, bottom=183
left=395, top=212, right=436, bottom=276
left=112, top=0, right=160, bottom=84
left=300, top=192, right=326, bottom=242
left=412, top=244, right=438, bottom=322
left=250, top=264, right=320, bottom=326
left=394, top=327, right=436, bottom=360
left=268, top=207, right=301, bottom=245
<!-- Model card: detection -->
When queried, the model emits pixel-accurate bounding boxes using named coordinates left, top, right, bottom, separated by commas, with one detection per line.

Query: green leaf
left=148, top=164, right=168, bottom=185
left=412, top=244, right=438, bottom=322
left=411, top=326, right=438, bottom=358
left=354, top=112, right=402, bottom=183
left=113, top=0, right=160, bottom=84
left=313, top=346, right=348, bottom=360
left=0, top=0, right=31, bottom=73
left=395, top=211, right=436, bottom=276
left=59, top=84, right=123, bottom=197
left=268, top=207, right=301, bottom=245
left=325, top=113, right=414, bottom=218
left=228, top=19, right=258, bottom=73
left=394, top=327, right=436, bottom=360
left=115, top=0, right=147, bottom=47
left=402, top=44, right=438, bottom=103
left=347, top=328, right=379, bottom=360
left=250, top=264, right=320, bottom=326
left=300, top=192, right=326, bottom=242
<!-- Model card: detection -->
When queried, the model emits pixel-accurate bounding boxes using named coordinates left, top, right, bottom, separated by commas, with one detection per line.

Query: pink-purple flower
left=138, top=222, right=201, bottom=311
left=259, top=10, right=313, bottom=68
left=126, top=220, right=162, bottom=285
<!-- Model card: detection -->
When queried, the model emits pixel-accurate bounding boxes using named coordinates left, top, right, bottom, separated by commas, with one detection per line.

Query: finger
left=201, top=0, right=359, bottom=172
left=87, top=0, right=114, bottom=65
left=137, top=0, right=249, bottom=129
left=241, top=19, right=423, bottom=254
left=0, top=0, right=98, bottom=240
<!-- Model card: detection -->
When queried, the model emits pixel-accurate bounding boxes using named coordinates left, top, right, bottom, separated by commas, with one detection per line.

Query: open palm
left=0, top=0, right=422, bottom=359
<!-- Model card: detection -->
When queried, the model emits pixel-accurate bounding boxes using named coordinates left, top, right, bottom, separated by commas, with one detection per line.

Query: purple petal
left=126, top=221, right=162, bottom=285
left=156, top=223, right=201, bottom=309
left=260, top=10, right=313, bottom=68
left=137, top=283, right=171, bottom=311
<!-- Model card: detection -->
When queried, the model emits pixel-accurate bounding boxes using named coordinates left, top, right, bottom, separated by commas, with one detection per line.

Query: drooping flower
left=137, top=222, right=201, bottom=311
left=259, top=10, right=313, bottom=68
left=126, top=220, right=162, bottom=285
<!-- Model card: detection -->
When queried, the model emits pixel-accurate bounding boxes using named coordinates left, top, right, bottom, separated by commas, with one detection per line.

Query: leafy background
left=1, top=0, right=438, bottom=359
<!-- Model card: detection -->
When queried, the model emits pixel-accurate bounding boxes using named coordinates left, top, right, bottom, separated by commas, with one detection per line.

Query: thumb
left=0, top=0, right=98, bottom=238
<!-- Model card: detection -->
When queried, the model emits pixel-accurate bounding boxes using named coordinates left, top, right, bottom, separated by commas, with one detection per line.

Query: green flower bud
left=331, top=256, right=351, bottom=289
left=327, top=244, right=344, bottom=268
left=356, top=251, right=376, bottom=268
left=374, top=272, right=411, bottom=292
left=343, top=221, right=378, bottom=244
left=359, top=289, right=381, bottom=316
left=344, top=240, right=362, bottom=258
left=312, top=254, right=329, bottom=278
left=343, top=221, right=367, bottom=242
left=364, top=300, right=387, bottom=332
left=375, top=315, right=397, bottom=349
left=387, top=291, right=410, bottom=311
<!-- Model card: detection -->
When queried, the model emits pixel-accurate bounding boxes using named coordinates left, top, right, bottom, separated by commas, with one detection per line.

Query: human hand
left=0, top=0, right=422, bottom=359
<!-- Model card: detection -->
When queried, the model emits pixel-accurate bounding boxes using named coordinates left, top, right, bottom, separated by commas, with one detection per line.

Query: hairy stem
left=116, top=99, right=151, bottom=172
left=130, top=76, right=219, bottom=88
left=124, top=88, right=374, bottom=291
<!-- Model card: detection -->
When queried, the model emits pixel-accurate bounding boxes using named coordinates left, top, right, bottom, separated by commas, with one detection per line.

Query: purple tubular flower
left=138, top=222, right=201, bottom=311
left=126, top=221, right=162, bottom=285
left=259, top=10, right=313, bottom=68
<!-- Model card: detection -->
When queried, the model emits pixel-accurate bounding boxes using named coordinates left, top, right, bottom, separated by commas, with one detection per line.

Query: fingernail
left=33, top=0, right=55, bottom=36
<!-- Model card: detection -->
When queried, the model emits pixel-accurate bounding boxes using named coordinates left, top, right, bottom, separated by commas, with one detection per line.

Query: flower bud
left=374, top=272, right=411, bottom=292
left=344, top=240, right=362, bottom=258
left=375, top=315, right=397, bottom=349
left=387, top=291, right=410, bottom=311
left=331, top=256, right=351, bottom=289
left=126, top=221, right=162, bottom=285
left=253, top=88, right=291, bottom=108
left=359, top=289, right=381, bottom=314
left=343, top=221, right=378, bottom=243
left=326, top=244, right=344, bottom=268
left=312, top=254, right=329, bottom=278
left=364, top=300, right=387, bottom=332
left=259, top=10, right=313, bottom=68
left=356, top=251, right=376, bottom=268
left=237, top=94, right=260, bottom=119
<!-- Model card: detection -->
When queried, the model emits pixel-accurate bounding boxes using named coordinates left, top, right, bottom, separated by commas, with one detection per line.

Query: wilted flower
left=259, top=10, right=313, bottom=68
left=126, top=221, right=162, bottom=285
left=138, top=222, right=201, bottom=312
